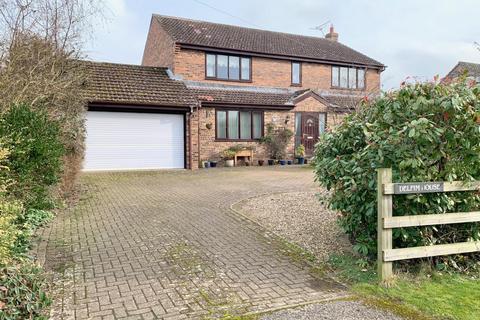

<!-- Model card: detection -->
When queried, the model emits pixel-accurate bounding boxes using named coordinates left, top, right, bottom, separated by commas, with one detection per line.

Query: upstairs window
left=206, top=53, right=251, bottom=81
left=332, top=66, right=366, bottom=89
left=291, top=62, right=301, bottom=85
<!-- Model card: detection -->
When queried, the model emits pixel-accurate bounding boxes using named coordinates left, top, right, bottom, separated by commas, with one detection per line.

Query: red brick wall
left=142, top=17, right=176, bottom=69
left=173, top=48, right=381, bottom=92
left=194, top=97, right=347, bottom=166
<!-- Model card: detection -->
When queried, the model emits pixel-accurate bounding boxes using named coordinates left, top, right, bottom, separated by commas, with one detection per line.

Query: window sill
left=290, top=83, right=302, bottom=87
left=215, top=139, right=262, bottom=142
left=330, top=86, right=366, bottom=91
left=205, top=77, right=252, bottom=83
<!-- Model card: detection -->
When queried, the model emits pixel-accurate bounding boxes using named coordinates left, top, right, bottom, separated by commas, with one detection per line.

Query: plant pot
left=225, top=159, right=234, bottom=167
left=258, top=160, right=264, bottom=166
left=267, top=159, right=274, bottom=166
left=210, top=161, right=217, bottom=168
left=297, top=157, right=305, bottom=165
left=304, top=159, right=308, bottom=165
left=279, top=160, right=286, bottom=165
left=202, top=161, right=210, bottom=168
left=287, top=160, right=293, bottom=165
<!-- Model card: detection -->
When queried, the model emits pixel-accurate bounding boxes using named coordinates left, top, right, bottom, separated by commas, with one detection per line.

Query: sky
left=86, top=0, right=480, bottom=90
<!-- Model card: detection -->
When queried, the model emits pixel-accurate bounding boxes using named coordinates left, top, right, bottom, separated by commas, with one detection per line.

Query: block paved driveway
left=38, top=167, right=348, bottom=319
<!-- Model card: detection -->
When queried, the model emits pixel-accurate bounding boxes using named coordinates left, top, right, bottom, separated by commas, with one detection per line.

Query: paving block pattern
left=36, top=167, right=348, bottom=319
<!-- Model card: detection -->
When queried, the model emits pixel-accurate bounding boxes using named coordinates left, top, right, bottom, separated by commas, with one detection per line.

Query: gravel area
left=260, top=300, right=403, bottom=320
left=234, top=190, right=351, bottom=260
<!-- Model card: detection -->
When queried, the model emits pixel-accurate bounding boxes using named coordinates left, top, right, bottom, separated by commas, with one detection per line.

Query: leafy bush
left=0, top=201, right=23, bottom=265
left=295, top=144, right=305, bottom=158
left=0, top=104, right=65, bottom=209
left=314, top=80, right=480, bottom=268
left=12, top=209, right=54, bottom=256
left=0, top=262, right=52, bottom=320
left=261, top=123, right=294, bottom=160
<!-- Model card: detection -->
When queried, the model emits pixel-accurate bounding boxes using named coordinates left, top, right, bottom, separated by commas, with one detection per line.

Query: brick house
left=82, top=15, right=385, bottom=171
left=443, top=61, right=480, bottom=83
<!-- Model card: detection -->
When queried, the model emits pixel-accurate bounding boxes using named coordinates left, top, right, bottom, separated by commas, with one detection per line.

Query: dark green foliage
left=314, top=80, right=480, bottom=269
left=0, top=262, right=52, bottom=320
left=12, top=209, right=54, bottom=256
left=0, top=104, right=65, bottom=209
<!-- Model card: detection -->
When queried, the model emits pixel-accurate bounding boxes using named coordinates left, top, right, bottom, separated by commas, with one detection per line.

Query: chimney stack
left=325, top=24, right=338, bottom=42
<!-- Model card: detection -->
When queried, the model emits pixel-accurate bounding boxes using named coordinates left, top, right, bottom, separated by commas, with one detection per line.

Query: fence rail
left=377, top=168, right=480, bottom=283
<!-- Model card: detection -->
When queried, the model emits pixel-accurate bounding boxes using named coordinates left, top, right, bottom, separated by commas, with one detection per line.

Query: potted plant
left=287, top=160, right=293, bottom=165
left=222, top=149, right=236, bottom=167
left=295, top=144, right=306, bottom=165
left=202, top=160, right=210, bottom=168
left=261, top=123, right=293, bottom=166
left=258, top=159, right=264, bottom=166
left=279, top=160, right=286, bottom=165
left=210, top=160, right=217, bottom=168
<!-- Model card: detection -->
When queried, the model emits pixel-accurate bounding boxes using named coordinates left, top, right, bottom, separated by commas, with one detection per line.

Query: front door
left=301, top=113, right=320, bottom=156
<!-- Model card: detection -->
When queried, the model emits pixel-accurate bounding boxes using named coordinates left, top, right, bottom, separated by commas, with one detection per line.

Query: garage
left=82, top=61, right=197, bottom=171
left=84, top=111, right=185, bottom=171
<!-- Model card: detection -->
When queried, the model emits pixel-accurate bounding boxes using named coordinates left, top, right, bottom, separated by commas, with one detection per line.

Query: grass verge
left=328, top=254, right=480, bottom=320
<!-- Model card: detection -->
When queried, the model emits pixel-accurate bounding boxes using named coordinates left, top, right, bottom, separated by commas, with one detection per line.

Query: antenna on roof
left=310, top=20, right=331, bottom=36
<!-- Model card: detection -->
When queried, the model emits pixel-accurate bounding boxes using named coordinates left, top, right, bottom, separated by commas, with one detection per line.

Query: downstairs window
left=216, top=110, right=263, bottom=140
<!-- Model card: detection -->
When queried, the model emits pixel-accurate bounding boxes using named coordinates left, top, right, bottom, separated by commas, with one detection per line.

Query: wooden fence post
left=377, top=168, right=393, bottom=283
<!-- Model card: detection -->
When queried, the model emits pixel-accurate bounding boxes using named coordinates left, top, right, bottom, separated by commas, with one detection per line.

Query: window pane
left=332, top=67, right=339, bottom=87
left=357, top=69, right=365, bottom=89
left=348, top=68, right=357, bottom=89
left=229, top=56, right=240, bottom=80
left=217, top=111, right=227, bottom=139
left=253, top=113, right=262, bottom=139
left=241, top=57, right=250, bottom=80
left=340, top=67, right=348, bottom=88
left=228, top=111, right=239, bottom=139
left=292, top=62, right=300, bottom=84
left=206, top=54, right=216, bottom=77
left=240, top=112, right=251, bottom=139
left=217, top=55, right=228, bottom=79
left=319, top=113, right=326, bottom=133
left=294, top=113, right=302, bottom=147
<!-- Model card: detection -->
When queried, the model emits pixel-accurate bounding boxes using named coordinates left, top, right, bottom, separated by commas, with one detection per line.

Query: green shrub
left=0, top=261, right=52, bottom=320
left=0, top=201, right=23, bottom=265
left=314, top=80, right=480, bottom=269
left=261, top=123, right=294, bottom=160
left=0, top=104, right=65, bottom=209
left=12, top=209, right=53, bottom=256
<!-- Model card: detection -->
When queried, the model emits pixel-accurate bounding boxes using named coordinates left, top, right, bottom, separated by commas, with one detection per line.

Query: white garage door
left=84, top=111, right=184, bottom=171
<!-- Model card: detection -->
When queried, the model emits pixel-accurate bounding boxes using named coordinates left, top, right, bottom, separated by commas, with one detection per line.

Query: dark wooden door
left=301, top=113, right=319, bottom=156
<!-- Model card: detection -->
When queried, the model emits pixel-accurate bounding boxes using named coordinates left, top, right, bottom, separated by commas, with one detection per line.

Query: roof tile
left=155, top=15, right=384, bottom=68
left=82, top=61, right=197, bottom=106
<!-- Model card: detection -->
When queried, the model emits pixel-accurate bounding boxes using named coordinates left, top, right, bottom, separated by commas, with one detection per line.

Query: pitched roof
left=82, top=61, right=197, bottom=106
left=82, top=61, right=362, bottom=111
left=445, top=61, right=480, bottom=79
left=154, top=15, right=384, bottom=69
left=184, top=81, right=298, bottom=107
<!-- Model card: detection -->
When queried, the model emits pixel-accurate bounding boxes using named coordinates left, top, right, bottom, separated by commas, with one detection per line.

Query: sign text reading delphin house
left=394, top=182, right=444, bottom=194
